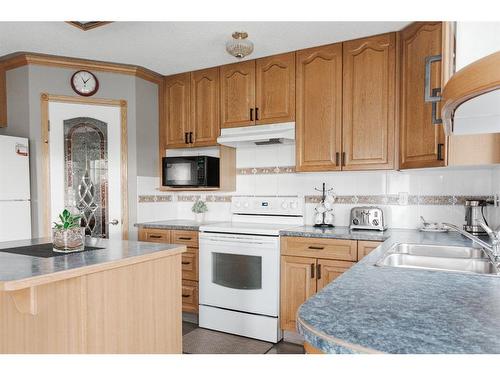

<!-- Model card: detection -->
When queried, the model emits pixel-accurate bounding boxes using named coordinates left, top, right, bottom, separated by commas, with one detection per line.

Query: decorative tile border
left=138, top=195, right=173, bottom=203
left=138, top=194, right=231, bottom=203
left=139, top=193, right=493, bottom=206
left=305, top=195, right=494, bottom=206
left=237, top=166, right=296, bottom=175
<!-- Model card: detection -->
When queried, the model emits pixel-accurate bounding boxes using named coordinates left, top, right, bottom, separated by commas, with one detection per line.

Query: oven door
left=163, top=157, right=200, bottom=187
left=199, top=232, right=280, bottom=317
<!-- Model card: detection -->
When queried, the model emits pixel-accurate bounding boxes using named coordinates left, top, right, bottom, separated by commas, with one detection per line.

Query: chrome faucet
left=443, top=222, right=500, bottom=265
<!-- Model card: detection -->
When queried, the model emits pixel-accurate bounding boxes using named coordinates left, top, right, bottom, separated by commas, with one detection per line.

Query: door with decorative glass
left=48, top=102, right=123, bottom=240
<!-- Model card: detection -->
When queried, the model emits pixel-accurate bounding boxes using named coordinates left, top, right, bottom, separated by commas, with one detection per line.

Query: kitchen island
left=0, top=237, right=186, bottom=354
left=297, top=230, right=500, bottom=354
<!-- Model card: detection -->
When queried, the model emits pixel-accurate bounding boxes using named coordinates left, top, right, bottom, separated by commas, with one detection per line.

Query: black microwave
left=162, top=156, right=220, bottom=188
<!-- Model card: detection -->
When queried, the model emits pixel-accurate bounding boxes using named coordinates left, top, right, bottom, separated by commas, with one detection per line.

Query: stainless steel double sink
left=375, top=243, right=499, bottom=276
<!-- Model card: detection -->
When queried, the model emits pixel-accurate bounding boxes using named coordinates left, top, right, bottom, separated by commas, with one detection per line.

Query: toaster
left=349, top=206, right=387, bottom=231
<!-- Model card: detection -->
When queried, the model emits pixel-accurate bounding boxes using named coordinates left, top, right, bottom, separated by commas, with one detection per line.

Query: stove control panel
left=232, top=196, right=304, bottom=216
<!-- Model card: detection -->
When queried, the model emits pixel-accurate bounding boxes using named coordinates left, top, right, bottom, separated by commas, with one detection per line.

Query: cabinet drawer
left=182, top=280, right=199, bottom=313
left=172, top=230, right=198, bottom=248
left=182, top=248, right=199, bottom=281
left=138, top=228, right=171, bottom=243
left=281, top=236, right=357, bottom=261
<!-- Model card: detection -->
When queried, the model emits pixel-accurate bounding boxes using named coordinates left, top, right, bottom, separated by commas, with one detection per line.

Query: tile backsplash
left=137, top=143, right=500, bottom=230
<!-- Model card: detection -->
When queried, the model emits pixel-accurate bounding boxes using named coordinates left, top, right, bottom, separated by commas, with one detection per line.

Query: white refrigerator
left=0, top=135, right=32, bottom=242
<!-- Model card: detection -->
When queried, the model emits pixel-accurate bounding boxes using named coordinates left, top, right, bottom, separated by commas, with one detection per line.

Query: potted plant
left=52, top=209, right=85, bottom=253
left=192, top=199, right=208, bottom=223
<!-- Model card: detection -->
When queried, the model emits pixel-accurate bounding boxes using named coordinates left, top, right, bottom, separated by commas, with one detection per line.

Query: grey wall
left=135, top=77, right=159, bottom=177
left=1, top=65, right=159, bottom=240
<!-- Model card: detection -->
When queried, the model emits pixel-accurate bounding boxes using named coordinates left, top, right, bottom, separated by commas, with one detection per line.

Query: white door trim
left=41, top=93, right=128, bottom=239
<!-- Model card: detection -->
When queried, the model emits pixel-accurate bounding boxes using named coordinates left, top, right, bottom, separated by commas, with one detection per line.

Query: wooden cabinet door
left=220, top=60, right=255, bottom=128
left=255, top=52, right=295, bottom=124
left=280, top=256, right=317, bottom=331
left=316, top=259, right=355, bottom=292
left=296, top=44, right=343, bottom=171
left=164, top=73, right=190, bottom=148
left=357, top=240, right=382, bottom=261
left=399, top=22, right=446, bottom=169
left=343, top=33, right=396, bottom=170
left=182, top=280, right=199, bottom=313
left=190, top=67, right=220, bottom=147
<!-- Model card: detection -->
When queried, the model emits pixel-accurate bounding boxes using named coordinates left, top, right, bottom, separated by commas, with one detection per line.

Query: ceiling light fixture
left=226, top=32, right=254, bottom=59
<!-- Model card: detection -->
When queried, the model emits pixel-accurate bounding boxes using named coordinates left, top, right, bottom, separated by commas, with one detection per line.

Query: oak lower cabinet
left=357, top=240, right=382, bottom=261
left=399, top=22, right=447, bottom=169
left=280, top=237, right=357, bottom=332
left=138, top=228, right=199, bottom=314
left=296, top=43, right=343, bottom=172
left=342, top=33, right=396, bottom=170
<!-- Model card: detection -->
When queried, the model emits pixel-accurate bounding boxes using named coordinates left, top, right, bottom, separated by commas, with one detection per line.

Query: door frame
left=40, top=93, right=129, bottom=239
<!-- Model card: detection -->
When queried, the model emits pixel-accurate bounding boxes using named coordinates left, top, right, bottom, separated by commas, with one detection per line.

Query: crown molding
left=0, top=51, right=163, bottom=84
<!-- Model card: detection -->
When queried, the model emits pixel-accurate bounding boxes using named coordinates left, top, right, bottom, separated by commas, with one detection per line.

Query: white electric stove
left=198, top=196, right=304, bottom=343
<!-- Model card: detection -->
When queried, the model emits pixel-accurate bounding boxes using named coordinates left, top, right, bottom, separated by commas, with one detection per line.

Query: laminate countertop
left=280, top=226, right=391, bottom=241
left=134, top=219, right=221, bottom=231
left=0, top=237, right=185, bottom=291
left=296, top=229, right=500, bottom=354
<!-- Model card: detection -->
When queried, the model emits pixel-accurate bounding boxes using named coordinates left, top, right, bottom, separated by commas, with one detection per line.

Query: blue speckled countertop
left=280, top=226, right=391, bottom=241
left=0, top=237, right=185, bottom=291
left=297, top=229, right=500, bottom=354
left=134, top=219, right=221, bottom=231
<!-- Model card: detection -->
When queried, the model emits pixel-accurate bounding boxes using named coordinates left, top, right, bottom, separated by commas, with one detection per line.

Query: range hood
left=217, top=122, right=295, bottom=148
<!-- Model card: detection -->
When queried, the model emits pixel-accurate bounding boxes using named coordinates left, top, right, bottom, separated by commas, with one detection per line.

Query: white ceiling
left=0, top=21, right=411, bottom=75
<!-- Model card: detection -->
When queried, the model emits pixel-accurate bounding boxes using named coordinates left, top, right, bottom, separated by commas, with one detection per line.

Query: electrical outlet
left=398, top=192, right=409, bottom=205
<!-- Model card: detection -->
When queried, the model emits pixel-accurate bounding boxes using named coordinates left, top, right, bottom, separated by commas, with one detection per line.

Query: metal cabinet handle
left=308, top=246, right=324, bottom=250
left=149, top=235, right=162, bottom=239
left=184, top=132, right=188, bottom=144
left=182, top=294, right=191, bottom=298
left=341, top=152, right=346, bottom=166
left=255, top=107, right=259, bottom=121
left=317, top=264, right=322, bottom=280
left=178, top=237, right=192, bottom=240
left=250, top=108, right=254, bottom=121
left=424, top=55, right=442, bottom=103
left=310, top=263, right=315, bottom=279
left=109, top=219, right=119, bottom=225
left=181, top=261, right=191, bottom=265
left=431, top=88, right=443, bottom=125
left=189, top=132, right=193, bottom=144
left=437, top=143, right=444, bottom=161
left=335, top=152, right=340, bottom=166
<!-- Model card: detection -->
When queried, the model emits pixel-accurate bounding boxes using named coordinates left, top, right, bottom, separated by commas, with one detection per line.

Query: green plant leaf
left=62, top=209, right=71, bottom=219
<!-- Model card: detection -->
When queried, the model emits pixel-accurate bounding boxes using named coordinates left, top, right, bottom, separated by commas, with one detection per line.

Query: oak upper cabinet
left=296, top=43, right=343, bottom=172
left=190, top=67, right=220, bottom=146
left=164, top=73, right=191, bottom=148
left=399, top=22, right=446, bottom=169
left=220, top=60, right=256, bottom=128
left=342, top=33, right=396, bottom=170
left=280, top=256, right=317, bottom=332
left=255, top=52, right=295, bottom=124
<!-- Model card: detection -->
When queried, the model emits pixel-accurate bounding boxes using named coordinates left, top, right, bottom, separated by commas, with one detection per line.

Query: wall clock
left=70, top=70, right=99, bottom=96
